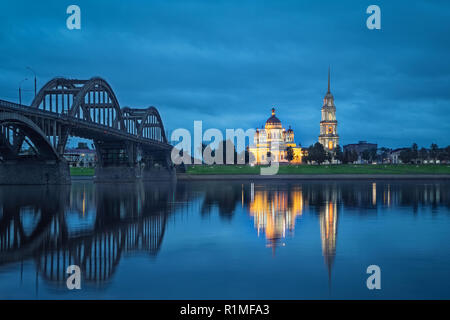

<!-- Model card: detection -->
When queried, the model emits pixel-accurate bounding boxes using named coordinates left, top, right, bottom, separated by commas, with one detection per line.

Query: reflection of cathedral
left=248, top=108, right=305, bottom=164
left=248, top=186, right=303, bottom=253
left=246, top=182, right=340, bottom=285
left=318, top=68, right=339, bottom=151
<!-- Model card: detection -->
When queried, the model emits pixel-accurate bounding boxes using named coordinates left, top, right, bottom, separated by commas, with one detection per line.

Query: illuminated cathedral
left=248, top=68, right=339, bottom=163
left=248, top=108, right=305, bottom=164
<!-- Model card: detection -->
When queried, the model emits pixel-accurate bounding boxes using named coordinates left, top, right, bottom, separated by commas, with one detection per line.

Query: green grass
left=70, top=164, right=450, bottom=176
left=185, top=164, right=450, bottom=175
left=70, top=167, right=95, bottom=176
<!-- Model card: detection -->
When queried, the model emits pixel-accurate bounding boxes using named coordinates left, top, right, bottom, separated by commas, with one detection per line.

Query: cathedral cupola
left=265, top=107, right=282, bottom=129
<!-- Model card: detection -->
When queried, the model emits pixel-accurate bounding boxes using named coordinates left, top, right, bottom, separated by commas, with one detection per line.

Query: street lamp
left=26, top=67, right=37, bottom=98
left=18, top=78, right=28, bottom=105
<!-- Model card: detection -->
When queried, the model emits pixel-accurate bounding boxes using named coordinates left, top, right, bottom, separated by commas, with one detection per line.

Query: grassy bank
left=69, top=164, right=450, bottom=176
left=70, top=167, right=95, bottom=176
left=185, top=164, right=450, bottom=175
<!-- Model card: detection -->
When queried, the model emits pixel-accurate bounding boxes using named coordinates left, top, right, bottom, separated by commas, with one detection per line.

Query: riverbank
left=185, top=164, right=450, bottom=175
left=178, top=173, right=450, bottom=180
left=70, top=164, right=450, bottom=180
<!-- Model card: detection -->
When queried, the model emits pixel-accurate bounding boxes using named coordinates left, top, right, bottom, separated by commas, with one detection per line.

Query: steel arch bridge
left=0, top=77, right=174, bottom=184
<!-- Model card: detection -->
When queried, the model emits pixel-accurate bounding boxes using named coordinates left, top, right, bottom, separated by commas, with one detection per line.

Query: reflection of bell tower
left=318, top=67, right=339, bottom=151
left=320, top=201, right=338, bottom=289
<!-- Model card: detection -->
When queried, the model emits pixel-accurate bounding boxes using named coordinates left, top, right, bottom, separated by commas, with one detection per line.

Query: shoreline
left=177, top=174, right=450, bottom=180
left=70, top=173, right=450, bottom=181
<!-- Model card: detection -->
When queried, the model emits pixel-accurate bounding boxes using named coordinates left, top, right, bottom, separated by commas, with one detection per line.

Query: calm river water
left=0, top=180, right=449, bottom=299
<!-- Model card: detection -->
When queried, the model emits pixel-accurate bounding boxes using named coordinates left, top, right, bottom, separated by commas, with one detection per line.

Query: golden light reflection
left=320, top=201, right=338, bottom=285
left=248, top=188, right=303, bottom=253
left=372, top=182, right=377, bottom=206
left=82, top=188, right=85, bottom=217
left=241, top=184, right=244, bottom=208
left=383, top=184, right=391, bottom=207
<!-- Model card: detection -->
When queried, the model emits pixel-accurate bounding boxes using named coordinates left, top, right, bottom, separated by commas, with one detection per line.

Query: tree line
left=190, top=139, right=450, bottom=165
left=399, top=143, right=450, bottom=164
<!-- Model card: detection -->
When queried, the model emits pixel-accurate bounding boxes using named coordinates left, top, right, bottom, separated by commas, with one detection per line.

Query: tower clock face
left=328, top=127, right=333, bottom=134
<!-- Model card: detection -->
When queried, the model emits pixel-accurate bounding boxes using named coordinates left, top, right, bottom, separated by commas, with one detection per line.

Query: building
left=344, top=141, right=378, bottom=162
left=64, top=142, right=96, bottom=167
left=388, top=148, right=409, bottom=164
left=318, top=68, right=339, bottom=151
left=248, top=108, right=305, bottom=164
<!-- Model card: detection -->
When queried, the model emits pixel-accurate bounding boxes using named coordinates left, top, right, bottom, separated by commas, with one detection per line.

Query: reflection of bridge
left=0, top=182, right=174, bottom=287
left=0, top=77, right=174, bottom=184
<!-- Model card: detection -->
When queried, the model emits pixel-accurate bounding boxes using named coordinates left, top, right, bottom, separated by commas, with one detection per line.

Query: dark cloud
left=0, top=0, right=449, bottom=148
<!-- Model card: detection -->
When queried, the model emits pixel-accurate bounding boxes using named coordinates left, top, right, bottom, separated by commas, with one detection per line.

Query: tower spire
left=327, top=66, right=330, bottom=93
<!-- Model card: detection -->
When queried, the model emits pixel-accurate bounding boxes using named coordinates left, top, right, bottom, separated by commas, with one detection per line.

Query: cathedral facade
left=318, top=68, right=339, bottom=151
left=248, top=108, right=304, bottom=164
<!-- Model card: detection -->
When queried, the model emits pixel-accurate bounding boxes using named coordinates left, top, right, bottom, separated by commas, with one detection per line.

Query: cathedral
left=248, top=108, right=304, bottom=164
left=318, top=68, right=339, bottom=151
left=248, top=69, right=338, bottom=165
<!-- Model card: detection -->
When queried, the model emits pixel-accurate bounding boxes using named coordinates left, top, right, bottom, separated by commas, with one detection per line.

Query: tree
left=369, top=148, right=377, bottom=163
left=411, top=143, right=418, bottom=161
left=286, top=146, right=295, bottom=162
left=351, top=150, right=358, bottom=163
left=326, top=151, right=332, bottom=163
left=419, top=147, right=428, bottom=163
left=438, top=146, right=450, bottom=163
left=342, top=149, right=357, bottom=164
left=430, top=143, right=439, bottom=163
left=362, top=150, right=371, bottom=163
left=379, top=147, right=390, bottom=163
left=399, top=149, right=413, bottom=164
left=333, top=145, right=344, bottom=163
left=307, top=142, right=327, bottom=164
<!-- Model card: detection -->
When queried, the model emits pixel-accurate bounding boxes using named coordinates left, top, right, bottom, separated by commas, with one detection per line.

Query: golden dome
left=265, top=108, right=282, bottom=128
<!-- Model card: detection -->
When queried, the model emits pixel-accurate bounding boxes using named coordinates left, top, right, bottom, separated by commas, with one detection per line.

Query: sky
left=0, top=0, right=449, bottom=149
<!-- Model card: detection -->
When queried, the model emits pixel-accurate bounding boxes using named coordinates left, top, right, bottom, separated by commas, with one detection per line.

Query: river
left=0, top=180, right=449, bottom=299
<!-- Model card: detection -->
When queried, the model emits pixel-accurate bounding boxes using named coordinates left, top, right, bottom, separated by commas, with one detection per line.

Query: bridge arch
left=0, top=113, right=60, bottom=160
left=122, top=107, right=167, bottom=143
left=137, top=107, right=168, bottom=143
left=69, top=77, right=126, bottom=131
left=30, top=77, right=76, bottom=109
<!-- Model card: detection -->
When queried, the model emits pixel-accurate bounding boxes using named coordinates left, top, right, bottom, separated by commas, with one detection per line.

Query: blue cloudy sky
left=0, top=0, right=449, bottom=148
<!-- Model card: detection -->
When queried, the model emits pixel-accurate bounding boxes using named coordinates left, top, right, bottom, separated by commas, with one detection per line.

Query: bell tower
left=319, top=67, right=339, bottom=151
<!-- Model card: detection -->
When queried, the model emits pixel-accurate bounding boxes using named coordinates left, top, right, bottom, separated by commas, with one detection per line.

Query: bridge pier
left=93, top=166, right=176, bottom=183
left=0, top=160, right=70, bottom=185
left=93, top=166, right=142, bottom=183
left=142, top=165, right=176, bottom=181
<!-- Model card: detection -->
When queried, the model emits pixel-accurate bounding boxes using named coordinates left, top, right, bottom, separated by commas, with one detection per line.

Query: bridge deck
left=0, top=99, right=172, bottom=150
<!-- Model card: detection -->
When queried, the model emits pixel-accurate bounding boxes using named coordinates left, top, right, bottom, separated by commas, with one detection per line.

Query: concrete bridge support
left=93, top=166, right=142, bottom=183
left=0, top=160, right=71, bottom=185
left=142, top=166, right=176, bottom=182
left=141, top=150, right=176, bottom=182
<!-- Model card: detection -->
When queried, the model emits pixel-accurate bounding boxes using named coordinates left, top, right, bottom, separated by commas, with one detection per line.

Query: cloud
left=0, top=0, right=449, bottom=148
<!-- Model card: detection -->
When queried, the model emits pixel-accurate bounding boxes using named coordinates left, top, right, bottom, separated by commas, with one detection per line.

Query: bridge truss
left=0, top=77, right=174, bottom=183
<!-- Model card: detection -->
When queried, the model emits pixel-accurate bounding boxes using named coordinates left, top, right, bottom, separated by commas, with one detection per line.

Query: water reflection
left=248, top=184, right=303, bottom=252
left=0, top=182, right=178, bottom=289
left=0, top=180, right=449, bottom=297
left=320, top=201, right=338, bottom=286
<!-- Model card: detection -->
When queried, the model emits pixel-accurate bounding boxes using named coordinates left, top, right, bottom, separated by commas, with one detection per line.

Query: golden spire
left=271, top=107, right=275, bottom=116
left=327, top=66, right=331, bottom=93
